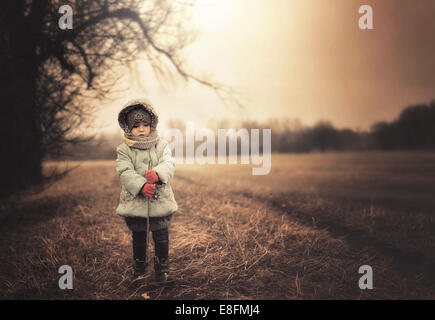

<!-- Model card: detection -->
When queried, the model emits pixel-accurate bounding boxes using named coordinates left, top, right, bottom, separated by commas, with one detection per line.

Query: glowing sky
left=94, top=0, right=435, bottom=135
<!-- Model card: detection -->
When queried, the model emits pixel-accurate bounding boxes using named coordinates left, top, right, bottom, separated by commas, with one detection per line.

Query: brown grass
left=0, top=152, right=434, bottom=299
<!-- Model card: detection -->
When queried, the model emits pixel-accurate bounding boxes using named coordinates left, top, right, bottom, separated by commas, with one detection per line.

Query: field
left=1, top=151, right=435, bottom=299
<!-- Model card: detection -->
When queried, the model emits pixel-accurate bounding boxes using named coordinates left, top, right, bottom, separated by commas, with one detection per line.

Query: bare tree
left=0, top=0, right=241, bottom=198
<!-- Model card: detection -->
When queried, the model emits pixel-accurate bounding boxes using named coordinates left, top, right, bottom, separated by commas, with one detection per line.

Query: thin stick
left=146, top=157, right=151, bottom=264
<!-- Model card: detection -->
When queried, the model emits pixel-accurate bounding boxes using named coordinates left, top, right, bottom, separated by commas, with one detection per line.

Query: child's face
left=131, top=121, right=151, bottom=137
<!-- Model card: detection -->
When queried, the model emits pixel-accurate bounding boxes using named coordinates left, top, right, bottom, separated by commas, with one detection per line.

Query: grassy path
left=0, top=160, right=433, bottom=299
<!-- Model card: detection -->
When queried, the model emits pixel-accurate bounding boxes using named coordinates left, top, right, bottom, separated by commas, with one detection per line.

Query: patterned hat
left=118, top=98, right=159, bottom=133
left=126, top=107, right=152, bottom=132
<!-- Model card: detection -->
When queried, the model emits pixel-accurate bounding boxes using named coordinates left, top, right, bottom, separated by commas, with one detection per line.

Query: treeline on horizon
left=48, top=99, right=435, bottom=161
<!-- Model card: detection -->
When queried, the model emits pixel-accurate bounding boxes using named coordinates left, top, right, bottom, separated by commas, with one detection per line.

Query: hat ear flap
left=118, top=112, right=127, bottom=132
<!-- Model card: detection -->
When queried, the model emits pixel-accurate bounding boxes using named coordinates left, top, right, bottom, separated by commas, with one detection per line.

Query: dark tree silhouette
left=0, top=0, right=241, bottom=198
left=396, top=103, right=435, bottom=149
left=371, top=100, right=435, bottom=150
left=309, top=121, right=339, bottom=152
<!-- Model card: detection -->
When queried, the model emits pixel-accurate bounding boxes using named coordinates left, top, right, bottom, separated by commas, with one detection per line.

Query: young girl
left=115, top=98, right=178, bottom=282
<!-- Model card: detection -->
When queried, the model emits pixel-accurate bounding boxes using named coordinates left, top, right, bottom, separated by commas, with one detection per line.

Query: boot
left=153, top=256, right=169, bottom=282
left=133, top=259, right=146, bottom=278
left=152, top=228, right=171, bottom=282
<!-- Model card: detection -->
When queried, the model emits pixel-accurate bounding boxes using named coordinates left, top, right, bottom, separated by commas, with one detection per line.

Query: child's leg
left=152, top=228, right=169, bottom=278
left=132, top=230, right=147, bottom=276
left=132, top=231, right=147, bottom=262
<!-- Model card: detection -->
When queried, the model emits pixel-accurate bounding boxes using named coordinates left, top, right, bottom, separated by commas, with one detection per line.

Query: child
left=115, top=98, right=178, bottom=282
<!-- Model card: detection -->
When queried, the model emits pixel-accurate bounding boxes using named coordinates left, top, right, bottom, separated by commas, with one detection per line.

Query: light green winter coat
left=115, top=139, right=178, bottom=218
left=115, top=99, right=178, bottom=219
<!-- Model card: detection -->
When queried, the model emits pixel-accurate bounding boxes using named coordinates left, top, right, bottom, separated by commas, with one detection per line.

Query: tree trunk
left=0, top=2, right=43, bottom=198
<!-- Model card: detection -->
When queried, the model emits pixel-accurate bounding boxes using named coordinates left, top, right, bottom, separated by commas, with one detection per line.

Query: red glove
left=146, top=170, right=159, bottom=184
left=141, top=183, right=155, bottom=198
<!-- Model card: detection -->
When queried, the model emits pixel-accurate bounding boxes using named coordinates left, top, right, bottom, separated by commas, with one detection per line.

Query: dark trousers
left=132, top=228, right=169, bottom=263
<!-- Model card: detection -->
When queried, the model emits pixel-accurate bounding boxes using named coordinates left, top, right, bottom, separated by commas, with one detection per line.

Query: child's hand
left=146, top=170, right=159, bottom=184
left=141, top=183, right=156, bottom=198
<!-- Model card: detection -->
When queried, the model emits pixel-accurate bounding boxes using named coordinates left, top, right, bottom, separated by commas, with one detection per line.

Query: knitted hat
left=118, top=98, right=159, bottom=133
left=126, top=107, right=152, bottom=132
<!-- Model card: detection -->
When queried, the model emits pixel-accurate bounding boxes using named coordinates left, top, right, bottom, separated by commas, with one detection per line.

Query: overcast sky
left=94, top=0, right=435, bottom=135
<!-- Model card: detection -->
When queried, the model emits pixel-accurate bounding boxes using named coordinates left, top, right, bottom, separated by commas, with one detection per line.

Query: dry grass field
left=1, top=151, right=434, bottom=299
